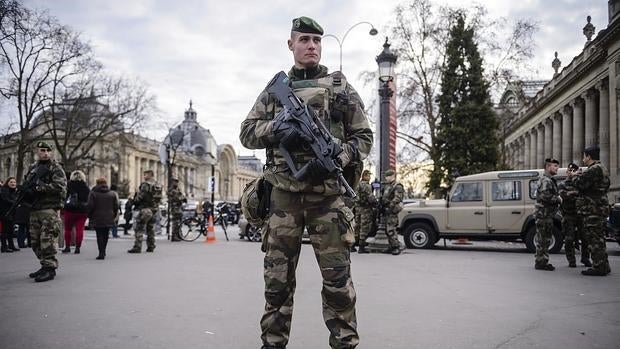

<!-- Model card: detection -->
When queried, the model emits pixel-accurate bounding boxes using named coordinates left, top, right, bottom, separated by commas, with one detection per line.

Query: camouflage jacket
left=534, top=172, right=560, bottom=218
left=574, top=161, right=610, bottom=217
left=558, top=177, right=579, bottom=216
left=354, top=180, right=376, bottom=209
left=239, top=65, right=373, bottom=196
left=25, top=160, right=67, bottom=210
left=380, top=181, right=405, bottom=215
left=134, top=179, right=162, bottom=210
left=167, top=186, right=185, bottom=213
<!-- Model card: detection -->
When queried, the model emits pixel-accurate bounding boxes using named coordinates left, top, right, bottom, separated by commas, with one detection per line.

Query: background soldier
left=379, top=169, right=404, bottom=255
left=354, top=170, right=376, bottom=254
left=239, top=16, right=373, bottom=349
left=572, top=146, right=611, bottom=276
left=534, top=158, right=561, bottom=271
left=559, top=163, right=587, bottom=267
left=24, top=142, right=67, bottom=282
left=128, top=169, right=162, bottom=253
left=167, top=178, right=186, bottom=241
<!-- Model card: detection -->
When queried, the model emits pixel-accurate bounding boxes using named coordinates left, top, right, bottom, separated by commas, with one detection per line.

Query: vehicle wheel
left=180, top=218, right=202, bottom=242
left=524, top=225, right=563, bottom=254
left=403, top=223, right=436, bottom=249
left=246, top=225, right=262, bottom=242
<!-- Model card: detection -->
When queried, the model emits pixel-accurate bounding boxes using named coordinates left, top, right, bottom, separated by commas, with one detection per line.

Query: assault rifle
left=265, top=71, right=356, bottom=198
left=4, top=165, right=50, bottom=219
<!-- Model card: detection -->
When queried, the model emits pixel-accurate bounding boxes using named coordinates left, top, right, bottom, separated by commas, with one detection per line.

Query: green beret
left=544, top=158, right=559, bottom=165
left=143, top=169, right=154, bottom=174
left=292, top=16, right=323, bottom=35
left=170, top=177, right=179, bottom=182
left=384, top=169, right=395, bottom=177
left=36, top=141, right=52, bottom=150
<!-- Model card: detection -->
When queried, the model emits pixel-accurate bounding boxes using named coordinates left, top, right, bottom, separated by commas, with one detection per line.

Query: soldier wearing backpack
left=128, top=169, right=162, bottom=253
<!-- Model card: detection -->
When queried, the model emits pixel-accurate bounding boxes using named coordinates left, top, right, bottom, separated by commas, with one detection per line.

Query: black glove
left=305, top=158, right=329, bottom=181
left=18, top=184, right=35, bottom=198
left=273, top=119, right=311, bottom=148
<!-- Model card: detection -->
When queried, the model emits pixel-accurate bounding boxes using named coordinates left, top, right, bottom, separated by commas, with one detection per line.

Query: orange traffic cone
left=205, top=215, right=216, bottom=243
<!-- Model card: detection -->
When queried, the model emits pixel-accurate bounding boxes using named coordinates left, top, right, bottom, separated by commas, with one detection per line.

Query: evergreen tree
left=428, top=14, right=500, bottom=193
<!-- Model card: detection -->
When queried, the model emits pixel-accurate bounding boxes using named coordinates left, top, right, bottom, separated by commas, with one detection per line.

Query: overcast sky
left=4, top=0, right=609, bottom=158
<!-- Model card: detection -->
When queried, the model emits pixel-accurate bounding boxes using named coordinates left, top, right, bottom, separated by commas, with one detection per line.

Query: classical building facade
left=0, top=101, right=262, bottom=201
left=499, top=5, right=620, bottom=200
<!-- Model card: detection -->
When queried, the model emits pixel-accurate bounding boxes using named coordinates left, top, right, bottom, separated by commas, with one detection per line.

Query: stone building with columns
left=499, top=6, right=620, bottom=201
left=0, top=101, right=262, bottom=201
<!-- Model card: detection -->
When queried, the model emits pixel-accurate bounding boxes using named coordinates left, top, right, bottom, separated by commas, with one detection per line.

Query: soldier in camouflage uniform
left=379, top=169, right=404, bottom=255
left=572, top=146, right=611, bottom=276
left=239, top=16, right=373, bottom=349
left=25, top=142, right=67, bottom=282
left=128, top=170, right=162, bottom=253
left=534, top=158, right=561, bottom=271
left=354, top=170, right=376, bottom=254
left=167, top=178, right=186, bottom=242
left=558, top=163, right=590, bottom=268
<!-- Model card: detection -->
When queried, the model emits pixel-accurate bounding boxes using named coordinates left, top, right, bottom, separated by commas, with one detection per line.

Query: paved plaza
left=1, top=227, right=619, bottom=349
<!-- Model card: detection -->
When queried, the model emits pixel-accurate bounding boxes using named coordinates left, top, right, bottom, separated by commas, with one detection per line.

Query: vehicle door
left=447, top=181, right=486, bottom=232
left=487, top=180, right=525, bottom=233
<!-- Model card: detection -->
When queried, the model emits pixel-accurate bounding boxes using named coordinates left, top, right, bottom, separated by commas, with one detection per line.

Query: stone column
left=536, top=124, right=545, bottom=168
left=520, top=137, right=526, bottom=169
left=525, top=132, right=532, bottom=169
left=552, top=113, right=562, bottom=163
left=584, top=89, right=598, bottom=147
left=544, top=118, right=553, bottom=161
left=561, top=105, right=573, bottom=166
left=596, top=79, right=610, bottom=166
left=571, top=98, right=585, bottom=163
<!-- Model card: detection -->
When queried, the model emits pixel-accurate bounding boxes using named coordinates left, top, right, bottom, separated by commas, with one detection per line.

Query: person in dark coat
left=63, top=170, right=90, bottom=254
left=15, top=204, right=31, bottom=248
left=0, top=177, right=19, bottom=252
left=86, top=177, right=119, bottom=260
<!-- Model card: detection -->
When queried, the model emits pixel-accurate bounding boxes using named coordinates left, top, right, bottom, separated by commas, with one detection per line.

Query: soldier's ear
left=287, top=39, right=293, bottom=51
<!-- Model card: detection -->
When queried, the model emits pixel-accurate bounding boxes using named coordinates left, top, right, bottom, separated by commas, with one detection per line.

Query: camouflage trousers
left=355, top=207, right=375, bottom=247
left=582, top=214, right=611, bottom=273
left=535, top=217, right=553, bottom=265
left=133, top=208, right=156, bottom=249
left=385, top=214, right=400, bottom=248
left=261, top=188, right=358, bottom=349
left=30, top=209, right=61, bottom=269
left=562, top=215, right=590, bottom=264
left=170, top=211, right=183, bottom=239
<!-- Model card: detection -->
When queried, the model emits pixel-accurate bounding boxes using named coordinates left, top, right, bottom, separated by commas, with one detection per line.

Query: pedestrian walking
left=240, top=16, right=373, bottom=349
left=0, top=177, right=20, bottom=253
left=86, top=177, right=119, bottom=260
left=24, top=141, right=67, bottom=283
left=62, top=170, right=90, bottom=254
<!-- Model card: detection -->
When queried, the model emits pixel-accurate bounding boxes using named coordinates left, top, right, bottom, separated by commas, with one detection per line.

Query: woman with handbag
left=63, top=170, right=90, bottom=254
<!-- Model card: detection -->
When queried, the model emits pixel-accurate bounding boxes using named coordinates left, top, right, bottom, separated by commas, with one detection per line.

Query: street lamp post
left=323, top=21, right=378, bottom=72
left=369, top=37, right=398, bottom=254
left=375, top=37, right=398, bottom=179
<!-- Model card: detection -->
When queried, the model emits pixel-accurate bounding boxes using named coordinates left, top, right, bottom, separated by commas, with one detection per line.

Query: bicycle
left=180, top=203, right=230, bottom=242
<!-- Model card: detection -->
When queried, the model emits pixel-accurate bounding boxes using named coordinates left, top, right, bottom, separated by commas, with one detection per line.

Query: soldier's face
left=37, top=148, right=51, bottom=161
left=582, top=153, right=592, bottom=166
left=289, top=32, right=322, bottom=68
left=547, top=163, right=559, bottom=175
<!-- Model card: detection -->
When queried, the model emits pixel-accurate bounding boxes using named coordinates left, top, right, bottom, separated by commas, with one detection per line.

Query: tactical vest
left=381, top=182, right=404, bottom=214
left=138, top=181, right=162, bottom=209
left=264, top=72, right=362, bottom=193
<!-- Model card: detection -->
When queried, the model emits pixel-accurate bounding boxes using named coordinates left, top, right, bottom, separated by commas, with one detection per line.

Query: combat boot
left=391, top=246, right=402, bottom=255
left=34, top=268, right=56, bottom=282
left=535, top=263, right=555, bottom=271
left=358, top=245, right=369, bottom=254
left=127, top=247, right=141, bottom=253
left=581, top=259, right=592, bottom=267
left=146, top=247, right=155, bottom=252
left=581, top=268, right=607, bottom=276
left=29, top=267, right=45, bottom=278
left=568, top=261, right=577, bottom=268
